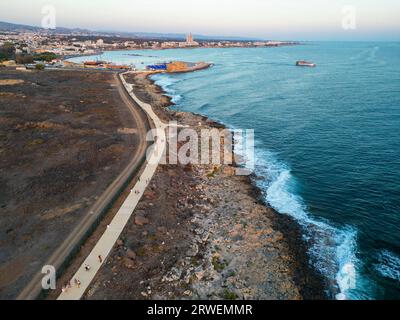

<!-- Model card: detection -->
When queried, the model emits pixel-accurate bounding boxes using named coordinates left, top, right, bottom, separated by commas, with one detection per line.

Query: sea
left=70, top=42, right=400, bottom=299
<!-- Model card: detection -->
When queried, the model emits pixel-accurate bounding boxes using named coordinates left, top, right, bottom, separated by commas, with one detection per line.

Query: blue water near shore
left=70, top=42, right=400, bottom=299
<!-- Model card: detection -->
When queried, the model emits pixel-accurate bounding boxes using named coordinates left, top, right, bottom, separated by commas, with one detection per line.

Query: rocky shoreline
left=83, top=71, right=327, bottom=300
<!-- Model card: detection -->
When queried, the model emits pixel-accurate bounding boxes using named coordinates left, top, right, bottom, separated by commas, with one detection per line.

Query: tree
left=0, top=42, right=15, bottom=61
left=34, top=52, right=57, bottom=62
left=16, top=54, right=34, bottom=64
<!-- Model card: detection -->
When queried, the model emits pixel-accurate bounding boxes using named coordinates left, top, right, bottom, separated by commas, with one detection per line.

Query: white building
left=183, top=33, right=199, bottom=47
left=96, top=39, right=104, bottom=47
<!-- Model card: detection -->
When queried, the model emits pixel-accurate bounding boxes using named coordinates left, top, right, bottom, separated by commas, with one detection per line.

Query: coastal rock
left=162, top=267, right=182, bottom=282
left=186, top=243, right=199, bottom=257
left=135, top=215, right=149, bottom=226
left=144, top=190, right=156, bottom=200
left=127, top=249, right=136, bottom=260
left=123, top=257, right=135, bottom=269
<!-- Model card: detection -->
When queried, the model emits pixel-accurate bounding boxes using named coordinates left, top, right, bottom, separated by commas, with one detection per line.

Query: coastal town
left=0, top=29, right=297, bottom=55
left=0, top=27, right=298, bottom=70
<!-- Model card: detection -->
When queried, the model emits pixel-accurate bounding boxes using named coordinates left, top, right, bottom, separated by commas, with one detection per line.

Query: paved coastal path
left=57, top=72, right=167, bottom=300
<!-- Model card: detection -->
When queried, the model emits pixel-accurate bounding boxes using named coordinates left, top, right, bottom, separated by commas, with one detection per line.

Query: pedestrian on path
left=98, top=255, right=103, bottom=263
left=74, top=279, right=81, bottom=288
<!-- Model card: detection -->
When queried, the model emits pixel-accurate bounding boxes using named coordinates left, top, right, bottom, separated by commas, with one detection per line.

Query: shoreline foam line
left=58, top=72, right=167, bottom=300
left=252, top=149, right=360, bottom=300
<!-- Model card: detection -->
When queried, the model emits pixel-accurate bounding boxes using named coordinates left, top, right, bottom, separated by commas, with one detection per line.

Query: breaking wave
left=252, top=149, right=360, bottom=300
left=151, top=74, right=182, bottom=103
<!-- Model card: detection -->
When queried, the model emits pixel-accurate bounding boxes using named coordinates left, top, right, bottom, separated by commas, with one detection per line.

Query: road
left=57, top=72, right=167, bottom=300
left=17, top=72, right=152, bottom=300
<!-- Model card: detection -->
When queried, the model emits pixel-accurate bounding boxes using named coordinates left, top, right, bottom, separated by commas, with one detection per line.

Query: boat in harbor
left=296, top=60, right=316, bottom=67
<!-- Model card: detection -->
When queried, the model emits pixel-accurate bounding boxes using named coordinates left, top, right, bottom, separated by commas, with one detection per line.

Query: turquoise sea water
left=70, top=42, right=400, bottom=299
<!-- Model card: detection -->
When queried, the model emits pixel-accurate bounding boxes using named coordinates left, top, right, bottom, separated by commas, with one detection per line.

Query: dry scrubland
left=0, top=69, right=137, bottom=299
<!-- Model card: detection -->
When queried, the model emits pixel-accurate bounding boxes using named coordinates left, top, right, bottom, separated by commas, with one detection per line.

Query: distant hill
left=0, top=20, right=260, bottom=41
left=0, top=21, right=42, bottom=32
left=0, top=21, right=93, bottom=34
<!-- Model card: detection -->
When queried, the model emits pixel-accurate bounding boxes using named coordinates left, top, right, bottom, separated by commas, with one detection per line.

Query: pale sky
left=1, top=0, right=400, bottom=40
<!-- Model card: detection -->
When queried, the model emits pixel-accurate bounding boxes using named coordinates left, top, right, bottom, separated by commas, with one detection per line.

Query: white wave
left=151, top=74, right=182, bottom=104
left=253, top=149, right=360, bottom=300
left=171, top=94, right=182, bottom=104
left=374, top=250, right=400, bottom=282
left=349, top=46, right=386, bottom=66
left=335, top=230, right=358, bottom=299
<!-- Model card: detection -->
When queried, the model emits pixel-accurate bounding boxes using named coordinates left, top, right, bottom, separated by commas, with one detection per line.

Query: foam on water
left=151, top=74, right=182, bottom=103
left=374, top=250, right=400, bottom=282
left=252, top=149, right=360, bottom=299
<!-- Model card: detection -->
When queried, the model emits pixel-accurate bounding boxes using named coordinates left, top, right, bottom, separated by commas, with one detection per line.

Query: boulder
left=127, top=249, right=136, bottom=259
left=135, top=215, right=150, bottom=226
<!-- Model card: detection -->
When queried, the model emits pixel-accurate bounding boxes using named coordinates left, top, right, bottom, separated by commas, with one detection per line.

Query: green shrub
left=221, top=289, right=238, bottom=300
left=35, top=64, right=45, bottom=71
left=34, top=52, right=57, bottom=62
left=212, top=256, right=227, bottom=272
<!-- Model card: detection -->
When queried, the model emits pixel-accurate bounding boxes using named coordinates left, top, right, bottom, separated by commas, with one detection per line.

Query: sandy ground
left=76, top=72, right=326, bottom=300
left=0, top=69, right=137, bottom=299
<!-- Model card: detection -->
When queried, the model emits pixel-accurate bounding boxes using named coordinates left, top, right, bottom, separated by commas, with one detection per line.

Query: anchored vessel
left=296, top=60, right=316, bottom=67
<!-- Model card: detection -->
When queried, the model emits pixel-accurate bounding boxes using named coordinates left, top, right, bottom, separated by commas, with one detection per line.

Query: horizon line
left=1, top=19, right=399, bottom=43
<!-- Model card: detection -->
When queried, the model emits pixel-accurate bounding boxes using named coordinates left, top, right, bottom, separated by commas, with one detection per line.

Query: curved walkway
left=58, top=72, right=167, bottom=300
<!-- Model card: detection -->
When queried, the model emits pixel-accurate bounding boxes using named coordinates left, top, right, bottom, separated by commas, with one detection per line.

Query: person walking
left=74, top=279, right=81, bottom=288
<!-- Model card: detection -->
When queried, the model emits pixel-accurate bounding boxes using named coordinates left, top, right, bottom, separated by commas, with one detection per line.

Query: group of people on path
left=61, top=255, right=103, bottom=294
left=132, top=177, right=150, bottom=195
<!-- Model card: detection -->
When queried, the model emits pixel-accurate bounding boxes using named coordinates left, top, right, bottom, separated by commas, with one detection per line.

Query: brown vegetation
left=0, top=69, right=136, bottom=299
